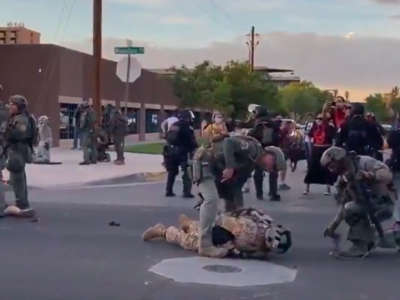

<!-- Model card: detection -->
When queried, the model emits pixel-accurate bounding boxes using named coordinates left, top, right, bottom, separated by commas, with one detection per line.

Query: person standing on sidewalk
left=3, top=95, right=35, bottom=217
left=110, top=108, right=128, bottom=165
left=72, top=104, right=82, bottom=150
left=79, top=99, right=97, bottom=165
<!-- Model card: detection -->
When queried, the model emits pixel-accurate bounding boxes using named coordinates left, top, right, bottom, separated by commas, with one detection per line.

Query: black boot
left=165, top=171, right=176, bottom=197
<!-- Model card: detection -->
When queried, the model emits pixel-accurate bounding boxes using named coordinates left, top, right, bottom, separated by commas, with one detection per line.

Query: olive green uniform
left=5, top=112, right=33, bottom=209
left=328, top=155, right=395, bottom=252
left=194, top=136, right=264, bottom=250
left=79, top=106, right=97, bottom=164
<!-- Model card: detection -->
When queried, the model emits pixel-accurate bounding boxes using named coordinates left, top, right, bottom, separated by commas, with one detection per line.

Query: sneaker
left=114, top=160, right=125, bottom=165
left=303, top=191, right=309, bottom=195
left=279, top=183, right=291, bottom=191
left=324, top=191, right=331, bottom=196
left=270, top=194, right=281, bottom=202
left=165, top=192, right=176, bottom=197
left=79, top=161, right=91, bottom=165
left=242, top=187, right=250, bottom=193
left=337, top=241, right=368, bottom=258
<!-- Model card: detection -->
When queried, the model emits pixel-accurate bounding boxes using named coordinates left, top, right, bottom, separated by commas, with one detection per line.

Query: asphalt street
left=1, top=162, right=399, bottom=300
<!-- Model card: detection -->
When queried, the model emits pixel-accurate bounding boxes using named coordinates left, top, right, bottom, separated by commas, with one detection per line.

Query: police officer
left=336, top=103, right=383, bottom=156
left=79, top=99, right=97, bottom=165
left=110, top=108, right=128, bottom=165
left=3, top=95, right=35, bottom=217
left=163, top=110, right=197, bottom=197
left=321, top=146, right=395, bottom=258
left=193, top=135, right=286, bottom=257
left=248, top=106, right=281, bottom=201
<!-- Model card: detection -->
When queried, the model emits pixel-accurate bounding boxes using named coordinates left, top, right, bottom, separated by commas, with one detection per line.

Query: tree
left=365, top=93, right=389, bottom=122
left=278, top=81, right=330, bottom=121
left=173, top=60, right=279, bottom=119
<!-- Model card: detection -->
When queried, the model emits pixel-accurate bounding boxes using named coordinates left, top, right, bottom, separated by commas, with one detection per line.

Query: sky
left=1, top=0, right=400, bottom=99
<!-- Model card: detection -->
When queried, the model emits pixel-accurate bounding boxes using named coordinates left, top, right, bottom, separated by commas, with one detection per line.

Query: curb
left=84, top=171, right=167, bottom=186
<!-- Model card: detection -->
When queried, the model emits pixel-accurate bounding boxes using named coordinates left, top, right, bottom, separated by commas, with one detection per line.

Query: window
left=145, top=109, right=160, bottom=133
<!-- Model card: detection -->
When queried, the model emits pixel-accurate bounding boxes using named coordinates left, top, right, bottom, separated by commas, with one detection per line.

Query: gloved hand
left=323, top=226, right=335, bottom=238
left=44, top=142, right=50, bottom=151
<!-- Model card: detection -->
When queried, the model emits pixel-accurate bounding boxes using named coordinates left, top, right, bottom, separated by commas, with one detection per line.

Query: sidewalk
left=3, top=148, right=165, bottom=189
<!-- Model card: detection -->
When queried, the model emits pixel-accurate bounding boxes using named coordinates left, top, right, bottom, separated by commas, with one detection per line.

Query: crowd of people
left=144, top=96, right=400, bottom=259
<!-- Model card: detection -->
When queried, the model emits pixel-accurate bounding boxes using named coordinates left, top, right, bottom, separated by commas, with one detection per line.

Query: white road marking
left=149, top=256, right=297, bottom=287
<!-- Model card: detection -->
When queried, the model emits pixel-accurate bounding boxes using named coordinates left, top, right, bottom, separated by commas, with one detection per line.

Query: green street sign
left=114, top=46, right=145, bottom=55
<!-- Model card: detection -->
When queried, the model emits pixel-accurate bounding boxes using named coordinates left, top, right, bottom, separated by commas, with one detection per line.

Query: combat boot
left=178, top=214, right=192, bottom=231
left=199, top=245, right=229, bottom=258
left=142, top=224, right=166, bottom=241
left=337, top=240, right=369, bottom=258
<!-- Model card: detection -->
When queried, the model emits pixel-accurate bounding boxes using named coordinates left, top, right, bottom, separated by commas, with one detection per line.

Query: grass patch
left=125, top=142, right=165, bottom=155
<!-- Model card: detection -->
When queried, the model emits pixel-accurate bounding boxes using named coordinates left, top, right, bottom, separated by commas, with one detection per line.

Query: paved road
left=1, top=163, right=399, bottom=300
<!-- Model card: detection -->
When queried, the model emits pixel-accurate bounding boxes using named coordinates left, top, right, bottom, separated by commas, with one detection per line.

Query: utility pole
left=246, top=25, right=259, bottom=72
left=93, top=0, right=102, bottom=125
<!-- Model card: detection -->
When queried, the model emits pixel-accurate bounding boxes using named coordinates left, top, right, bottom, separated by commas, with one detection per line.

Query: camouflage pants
left=165, top=220, right=199, bottom=251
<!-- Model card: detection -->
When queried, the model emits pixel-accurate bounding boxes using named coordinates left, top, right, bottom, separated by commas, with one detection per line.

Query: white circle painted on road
left=149, top=256, right=297, bottom=287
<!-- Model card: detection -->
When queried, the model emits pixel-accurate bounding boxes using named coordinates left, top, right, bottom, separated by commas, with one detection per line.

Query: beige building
left=0, top=23, right=40, bottom=45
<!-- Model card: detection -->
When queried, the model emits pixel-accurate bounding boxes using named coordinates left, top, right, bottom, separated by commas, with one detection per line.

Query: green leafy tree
left=278, top=81, right=329, bottom=121
left=173, top=60, right=279, bottom=119
left=365, top=93, right=389, bottom=122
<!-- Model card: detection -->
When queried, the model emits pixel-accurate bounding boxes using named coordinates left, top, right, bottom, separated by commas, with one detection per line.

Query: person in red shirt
left=304, top=113, right=337, bottom=195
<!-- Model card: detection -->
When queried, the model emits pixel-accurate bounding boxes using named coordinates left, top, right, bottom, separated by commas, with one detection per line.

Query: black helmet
left=9, top=95, right=28, bottom=111
left=178, top=109, right=195, bottom=122
left=254, top=106, right=268, bottom=118
left=351, top=103, right=364, bottom=116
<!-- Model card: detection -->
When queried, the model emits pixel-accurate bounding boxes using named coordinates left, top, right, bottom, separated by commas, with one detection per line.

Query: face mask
left=214, top=116, right=224, bottom=124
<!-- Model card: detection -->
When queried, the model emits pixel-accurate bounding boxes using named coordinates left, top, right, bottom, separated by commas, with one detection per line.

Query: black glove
left=44, top=143, right=50, bottom=151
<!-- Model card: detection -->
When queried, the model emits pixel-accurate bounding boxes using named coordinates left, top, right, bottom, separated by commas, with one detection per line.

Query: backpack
left=259, top=121, right=275, bottom=146
left=347, top=128, right=367, bottom=153
left=166, top=123, right=181, bottom=145
left=27, top=113, right=39, bottom=148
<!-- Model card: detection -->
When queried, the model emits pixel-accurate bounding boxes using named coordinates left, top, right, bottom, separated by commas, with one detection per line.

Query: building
left=0, top=23, right=40, bottom=45
left=254, top=67, right=301, bottom=88
left=0, top=44, right=206, bottom=146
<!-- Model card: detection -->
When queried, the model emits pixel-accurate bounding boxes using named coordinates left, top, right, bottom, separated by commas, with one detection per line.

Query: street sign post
left=114, top=44, right=144, bottom=115
left=114, top=47, right=145, bottom=55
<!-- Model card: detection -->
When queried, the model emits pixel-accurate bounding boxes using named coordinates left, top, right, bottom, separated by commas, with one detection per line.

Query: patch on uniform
left=17, top=123, right=27, bottom=132
left=239, top=140, right=249, bottom=150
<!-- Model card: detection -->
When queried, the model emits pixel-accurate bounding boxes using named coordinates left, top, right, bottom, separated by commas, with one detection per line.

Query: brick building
left=0, top=23, right=40, bottom=45
left=0, top=44, right=199, bottom=146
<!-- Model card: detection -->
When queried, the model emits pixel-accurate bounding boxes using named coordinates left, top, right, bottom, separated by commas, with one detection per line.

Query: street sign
left=116, top=56, right=142, bottom=83
left=114, top=46, right=145, bottom=55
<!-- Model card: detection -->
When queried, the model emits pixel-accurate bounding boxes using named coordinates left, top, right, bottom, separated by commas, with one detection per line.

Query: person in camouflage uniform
left=142, top=207, right=291, bottom=259
left=3, top=95, right=35, bottom=217
left=79, top=99, right=97, bottom=165
left=110, top=108, right=127, bottom=165
left=321, top=146, right=397, bottom=258
left=192, top=135, right=287, bottom=257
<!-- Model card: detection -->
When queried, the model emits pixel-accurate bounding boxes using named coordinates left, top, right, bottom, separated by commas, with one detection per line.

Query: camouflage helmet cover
left=9, top=95, right=28, bottom=111
left=320, top=146, right=346, bottom=167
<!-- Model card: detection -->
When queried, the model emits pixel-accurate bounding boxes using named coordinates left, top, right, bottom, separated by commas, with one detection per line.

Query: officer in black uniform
left=248, top=106, right=281, bottom=201
left=163, top=110, right=198, bottom=198
left=336, top=103, right=383, bottom=156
